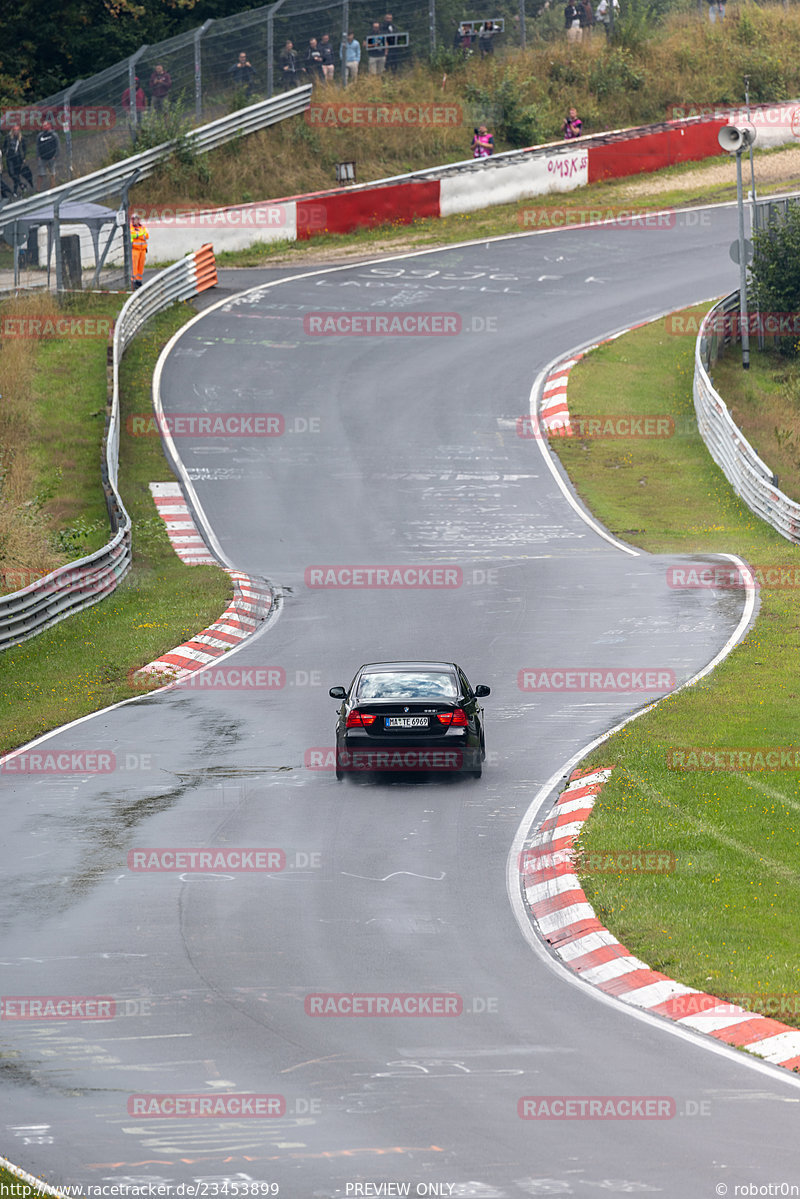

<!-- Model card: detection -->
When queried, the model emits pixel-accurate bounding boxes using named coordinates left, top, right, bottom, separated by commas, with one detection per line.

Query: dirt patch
left=621, top=146, right=800, bottom=197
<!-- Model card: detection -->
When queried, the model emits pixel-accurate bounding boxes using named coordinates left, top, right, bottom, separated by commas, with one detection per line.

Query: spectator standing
left=471, top=124, right=494, bottom=158
left=580, top=0, right=594, bottom=34
left=305, top=38, right=324, bottom=83
left=318, top=34, right=336, bottom=83
left=3, top=125, right=33, bottom=194
left=130, top=213, right=149, bottom=289
left=149, top=64, right=172, bottom=111
left=35, top=120, right=60, bottom=190
left=596, top=0, right=619, bottom=33
left=564, top=1, right=582, bottom=42
left=381, top=13, right=400, bottom=73
left=121, top=77, right=147, bottom=112
left=367, top=22, right=386, bottom=75
left=341, top=33, right=361, bottom=84
left=229, top=52, right=257, bottom=96
left=707, top=0, right=725, bottom=21
left=280, top=41, right=300, bottom=89
left=562, top=106, right=583, bottom=138
left=478, top=20, right=497, bottom=57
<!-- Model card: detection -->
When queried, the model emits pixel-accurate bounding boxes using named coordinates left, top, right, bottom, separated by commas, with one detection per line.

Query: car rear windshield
left=357, top=671, right=458, bottom=700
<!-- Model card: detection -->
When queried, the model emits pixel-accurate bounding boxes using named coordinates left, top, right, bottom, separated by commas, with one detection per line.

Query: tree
left=749, top=201, right=800, bottom=357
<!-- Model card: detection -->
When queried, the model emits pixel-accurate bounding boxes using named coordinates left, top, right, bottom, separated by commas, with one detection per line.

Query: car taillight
left=437, top=708, right=468, bottom=727
left=346, top=711, right=377, bottom=728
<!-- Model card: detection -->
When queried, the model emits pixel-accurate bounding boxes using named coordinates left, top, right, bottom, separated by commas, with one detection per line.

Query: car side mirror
left=474, top=684, right=491, bottom=697
left=329, top=686, right=347, bottom=699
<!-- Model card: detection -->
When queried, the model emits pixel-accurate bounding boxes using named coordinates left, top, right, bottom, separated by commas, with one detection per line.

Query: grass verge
left=713, top=345, right=800, bottom=506
left=0, top=301, right=231, bottom=755
left=551, top=309, right=800, bottom=1025
left=0, top=1165, right=54, bottom=1197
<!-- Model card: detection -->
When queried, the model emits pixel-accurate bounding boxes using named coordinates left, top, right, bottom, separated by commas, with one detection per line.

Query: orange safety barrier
left=193, top=243, right=218, bottom=292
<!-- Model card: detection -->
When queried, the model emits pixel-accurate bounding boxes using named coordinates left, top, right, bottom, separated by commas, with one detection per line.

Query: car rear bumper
left=337, top=733, right=480, bottom=773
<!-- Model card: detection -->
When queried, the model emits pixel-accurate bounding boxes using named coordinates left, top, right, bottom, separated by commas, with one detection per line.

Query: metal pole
left=120, top=169, right=140, bottom=291
left=267, top=13, right=274, bottom=98
left=744, top=75, right=757, bottom=204
left=127, top=46, right=148, bottom=137
left=429, top=0, right=436, bottom=54
left=63, top=80, right=82, bottom=179
left=520, top=0, right=526, bottom=49
left=195, top=21, right=213, bottom=124
left=342, top=0, right=349, bottom=88
left=54, top=195, right=64, bottom=295
left=266, top=2, right=289, bottom=98
left=736, top=148, right=750, bottom=370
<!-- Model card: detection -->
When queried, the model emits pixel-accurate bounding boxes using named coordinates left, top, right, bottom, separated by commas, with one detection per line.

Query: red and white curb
left=522, top=767, right=800, bottom=1073
left=150, top=481, right=217, bottom=565
left=134, top=482, right=273, bottom=683
left=539, top=354, right=583, bottom=435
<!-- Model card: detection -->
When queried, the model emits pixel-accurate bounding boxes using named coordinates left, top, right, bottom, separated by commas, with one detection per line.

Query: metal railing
left=0, top=246, right=218, bottom=650
left=694, top=292, right=800, bottom=545
left=0, top=86, right=311, bottom=242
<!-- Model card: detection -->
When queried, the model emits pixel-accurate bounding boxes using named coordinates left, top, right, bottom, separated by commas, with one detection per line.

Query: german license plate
left=385, top=716, right=429, bottom=728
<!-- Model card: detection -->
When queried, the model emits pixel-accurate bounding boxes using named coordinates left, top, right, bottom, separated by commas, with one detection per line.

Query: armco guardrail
left=0, top=86, right=311, bottom=239
left=694, top=293, right=800, bottom=545
left=0, top=245, right=218, bottom=650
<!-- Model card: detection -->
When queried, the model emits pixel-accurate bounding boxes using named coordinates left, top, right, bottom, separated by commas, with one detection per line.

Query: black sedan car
left=329, top=661, right=490, bottom=779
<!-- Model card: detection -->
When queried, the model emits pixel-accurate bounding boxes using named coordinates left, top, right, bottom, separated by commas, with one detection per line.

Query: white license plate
left=385, top=716, right=429, bottom=728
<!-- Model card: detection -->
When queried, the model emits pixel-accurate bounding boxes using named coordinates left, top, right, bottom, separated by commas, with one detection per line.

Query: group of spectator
left=454, top=21, right=501, bottom=58
left=121, top=64, right=173, bottom=113
left=564, top=0, right=618, bottom=40
left=275, top=15, right=402, bottom=90
left=0, top=122, right=60, bottom=198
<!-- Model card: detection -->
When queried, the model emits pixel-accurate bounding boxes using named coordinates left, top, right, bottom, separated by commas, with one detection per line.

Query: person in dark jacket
left=565, top=1, right=582, bottom=41
left=35, top=121, right=60, bottom=190
left=381, top=13, right=400, bottom=72
left=149, top=64, right=172, bottom=111
left=318, top=34, right=336, bottom=83
left=279, top=41, right=300, bottom=89
left=305, top=38, right=324, bottom=83
left=3, top=125, right=34, bottom=194
left=229, top=51, right=257, bottom=96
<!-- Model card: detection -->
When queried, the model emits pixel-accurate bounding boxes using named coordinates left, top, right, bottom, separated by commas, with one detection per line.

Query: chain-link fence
left=0, top=1, right=527, bottom=188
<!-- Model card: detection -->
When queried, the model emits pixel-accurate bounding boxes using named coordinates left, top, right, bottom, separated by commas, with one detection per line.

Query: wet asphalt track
left=3, top=207, right=800, bottom=1196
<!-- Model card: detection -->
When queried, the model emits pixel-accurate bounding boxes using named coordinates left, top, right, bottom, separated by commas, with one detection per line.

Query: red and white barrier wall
left=141, top=101, right=799, bottom=261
